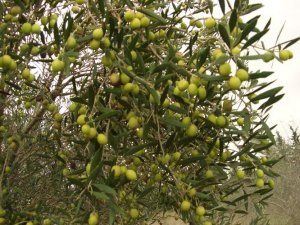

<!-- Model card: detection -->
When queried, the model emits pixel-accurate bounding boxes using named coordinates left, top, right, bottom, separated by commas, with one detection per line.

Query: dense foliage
left=0, top=0, right=299, bottom=224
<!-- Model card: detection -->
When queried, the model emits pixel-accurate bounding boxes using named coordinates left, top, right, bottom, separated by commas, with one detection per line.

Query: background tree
left=232, top=128, right=300, bottom=225
left=0, top=0, right=299, bottom=224
left=263, top=128, right=300, bottom=225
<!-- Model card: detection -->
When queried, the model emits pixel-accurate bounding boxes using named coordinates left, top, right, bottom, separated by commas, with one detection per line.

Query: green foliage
left=0, top=0, right=299, bottom=224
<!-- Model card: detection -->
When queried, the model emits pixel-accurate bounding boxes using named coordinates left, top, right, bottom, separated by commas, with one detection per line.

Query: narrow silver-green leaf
left=93, top=183, right=116, bottom=195
left=160, top=116, right=186, bottom=128
left=218, top=23, right=231, bottom=48
left=139, top=8, right=167, bottom=24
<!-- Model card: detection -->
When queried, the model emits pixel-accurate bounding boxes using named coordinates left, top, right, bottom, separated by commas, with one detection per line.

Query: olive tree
left=0, top=0, right=298, bottom=224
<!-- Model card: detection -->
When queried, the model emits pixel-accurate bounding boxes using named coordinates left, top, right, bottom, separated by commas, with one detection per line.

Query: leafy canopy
left=0, top=0, right=298, bottom=225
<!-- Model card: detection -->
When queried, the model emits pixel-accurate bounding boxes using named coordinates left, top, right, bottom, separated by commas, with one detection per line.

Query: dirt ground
left=149, top=212, right=187, bottom=225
